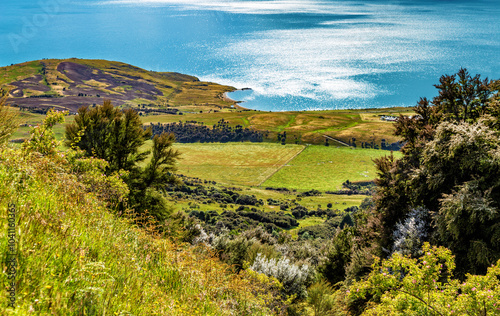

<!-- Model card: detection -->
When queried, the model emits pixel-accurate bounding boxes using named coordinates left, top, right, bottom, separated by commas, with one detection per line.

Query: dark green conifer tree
left=66, top=100, right=180, bottom=224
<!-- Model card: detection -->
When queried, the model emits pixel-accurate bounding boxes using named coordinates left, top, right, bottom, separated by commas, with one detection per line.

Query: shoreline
left=223, top=89, right=250, bottom=110
left=223, top=88, right=415, bottom=113
left=222, top=89, right=414, bottom=113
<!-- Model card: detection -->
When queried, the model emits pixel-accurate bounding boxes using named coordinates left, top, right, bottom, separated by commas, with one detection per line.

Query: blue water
left=1, top=0, right=499, bottom=111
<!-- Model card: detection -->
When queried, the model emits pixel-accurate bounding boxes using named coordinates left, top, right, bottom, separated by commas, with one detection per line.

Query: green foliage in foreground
left=0, top=145, right=281, bottom=315
left=347, top=243, right=500, bottom=315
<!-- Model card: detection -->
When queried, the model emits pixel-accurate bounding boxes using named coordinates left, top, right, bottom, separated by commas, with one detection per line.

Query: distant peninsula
left=0, top=58, right=240, bottom=113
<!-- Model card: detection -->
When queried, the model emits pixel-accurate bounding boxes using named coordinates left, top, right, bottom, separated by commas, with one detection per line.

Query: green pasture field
left=141, top=142, right=398, bottom=192
left=295, top=193, right=366, bottom=210
left=172, top=142, right=305, bottom=186
left=263, top=145, right=401, bottom=191
left=288, top=216, right=326, bottom=238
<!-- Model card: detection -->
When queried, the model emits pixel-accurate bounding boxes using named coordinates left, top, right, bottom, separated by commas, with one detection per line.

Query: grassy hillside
left=1, top=59, right=237, bottom=113
left=0, top=146, right=280, bottom=315
left=2, top=58, right=411, bottom=146
left=11, top=105, right=408, bottom=147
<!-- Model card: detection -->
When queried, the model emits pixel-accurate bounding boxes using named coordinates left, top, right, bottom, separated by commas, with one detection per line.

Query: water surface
left=1, top=0, right=499, bottom=110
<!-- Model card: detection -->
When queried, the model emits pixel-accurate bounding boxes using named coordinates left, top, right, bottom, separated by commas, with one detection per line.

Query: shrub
left=291, top=205, right=308, bottom=219
left=391, top=206, right=428, bottom=257
left=236, top=194, right=262, bottom=206
left=298, top=189, right=321, bottom=197
left=345, top=243, right=500, bottom=315
left=23, top=109, right=66, bottom=156
left=298, top=224, right=332, bottom=240
left=320, top=228, right=354, bottom=286
left=307, top=280, right=336, bottom=316
left=276, top=239, right=327, bottom=267
left=267, top=198, right=282, bottom=206
left=250, top=253, right=315, bottom=300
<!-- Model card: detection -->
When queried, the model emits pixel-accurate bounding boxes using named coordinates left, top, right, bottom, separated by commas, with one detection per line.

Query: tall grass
left=0, top=98, right=19, bottom=145
left=0, top=146, right=280, bottom=315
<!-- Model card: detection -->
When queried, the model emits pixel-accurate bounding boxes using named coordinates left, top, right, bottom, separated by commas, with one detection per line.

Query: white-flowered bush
left=392, top=207, right=428, bottom=257
left=250, top=253, right=315, bottom=299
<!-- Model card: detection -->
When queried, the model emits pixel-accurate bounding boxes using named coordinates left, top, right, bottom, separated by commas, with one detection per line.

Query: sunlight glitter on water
left=2, top=0, right=499, bottom=111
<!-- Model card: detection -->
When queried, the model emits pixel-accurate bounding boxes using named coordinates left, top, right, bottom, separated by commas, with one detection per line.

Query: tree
left=127, top=133, right=181, bottom=222
left=66, top=100, right=180, bottom=223
left=65, top=100, right=152, bottom=173
left=320, top=227, right=354, bottom=286
left=369, top=69, right=500, bottom=276
left=424, top=121, right=500, bottom=274
left=143, top=133, right=180, bottom=188
left=433, top=68, right=491, bottom=122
